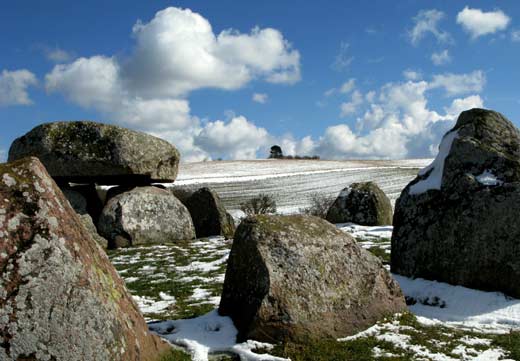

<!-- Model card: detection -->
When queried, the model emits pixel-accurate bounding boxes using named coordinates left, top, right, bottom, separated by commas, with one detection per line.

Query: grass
left=109, top=232, right=520, bottom=360
left=108, top=237, right=231, bottom=321
left=267, top=313, right=518, bottom=360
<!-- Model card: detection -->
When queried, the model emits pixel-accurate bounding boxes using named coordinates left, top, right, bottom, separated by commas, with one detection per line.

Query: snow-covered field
left=173, top=159, right=431, bottom=214
left=107, top=160, right=520, bottom=360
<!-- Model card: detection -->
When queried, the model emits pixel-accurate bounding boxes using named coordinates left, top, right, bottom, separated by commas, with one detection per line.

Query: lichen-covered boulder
left=392, top=108, right=520, bottom=297
left=0, top=157, right=170, bottom=360
left=8, top=121, right=180, bottom=184
left=185, top=187, right=235, bottom=238
left=98, top=186, right=195, bottom=248
left=219, top=215, right=406, bottom=343
left=326, top=182, right=393, bottom=225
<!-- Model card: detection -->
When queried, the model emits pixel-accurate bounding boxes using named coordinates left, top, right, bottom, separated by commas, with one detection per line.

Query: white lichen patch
left=2, top=173, right=16, bottom=187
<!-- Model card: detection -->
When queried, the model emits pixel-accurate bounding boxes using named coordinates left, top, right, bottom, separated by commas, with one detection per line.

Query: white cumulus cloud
left=43, top=47, right=74, bottom=63
left=296, top=71, right=486, bottom=160
left=44, top=7, right=301, bottom=161
left=429, top=70, right=486, bottom=96
left=340, top=78, right=356, bottom=94
left=431, top=49, right=451, bottom=66
left=409, top=9, right=452, bottom=45
left=340, top=90, right=363, bottom=117
left=403, top=69, right=422, bottom=81
left=123, top=7, right=300, bottom=97
left=0, top=69, right=38, bottom=107
left=194, top=116, right=270, bottom=160
left=252, top=93, right=268, bottom=104
left=457, top=7, right=511, bottom=39
left=511, top=30, right=520, bottom=42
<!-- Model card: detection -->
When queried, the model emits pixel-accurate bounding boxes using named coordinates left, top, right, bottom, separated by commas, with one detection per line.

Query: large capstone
left=326, top=182, right=393, bottom=225
left=8, top=121, right=180, bottom=184
left=219, top=215, right=406, bottom=343
left=0, top=157, right=170, bottom=360
left=185, top=187, right=235, bottom=238
left=98, top=186, right=195, bottom=248
left=392, top=108, right=520, bottom=297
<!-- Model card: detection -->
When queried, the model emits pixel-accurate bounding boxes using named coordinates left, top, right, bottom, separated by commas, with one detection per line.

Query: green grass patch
left=367, top=246, right=390, bottom=264
left=108, top=238, right=231, bottom=321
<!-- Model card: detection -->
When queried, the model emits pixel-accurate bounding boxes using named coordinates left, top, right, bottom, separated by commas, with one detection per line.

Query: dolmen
left=392, top=108, right=520, bottom=298
left=8, top=121, right=196, bottom=248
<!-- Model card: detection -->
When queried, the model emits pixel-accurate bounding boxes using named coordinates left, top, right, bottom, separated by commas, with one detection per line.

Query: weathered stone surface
left=185, top=187, right=235, bottom=238
left=79, top=214, right=109, bottom=249
left=105, top=184, right=167, bottom=204
left=8, top=121, right=180, bottom=184
left=392, top=108, right=520, bottom=297
left=326, top=182, right=393, bottom=225
left=62, top=188, right=88, bottom=214
left=219, top=215, right=406, bottom=343
left=98, top=186, right=195, bottom=248
left=0, top=157, right=170, bottom=360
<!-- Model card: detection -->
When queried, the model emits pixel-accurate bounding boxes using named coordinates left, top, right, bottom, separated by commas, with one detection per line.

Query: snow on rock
left=394, top=274, right=520, bottom=333
left=149, top=310, right=288, bottom=361
left=475, top=170, right=503, bottom=186
left=409, top=130, right=459, bottom=195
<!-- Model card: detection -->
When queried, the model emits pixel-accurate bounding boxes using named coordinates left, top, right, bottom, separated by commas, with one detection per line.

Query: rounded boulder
left=98, top=186, right=195, bottom=248
left=326, top=182, right=393, bottom=225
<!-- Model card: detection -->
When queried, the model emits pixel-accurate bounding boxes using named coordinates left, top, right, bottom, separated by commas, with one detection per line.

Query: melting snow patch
left=337, top=223, right=393, bottom=241
left=133, top=295, right=176, bottom=319
left=394, top=274, right=520, bottom=333
left=475, top=170, right=503, bottom=186
left=150, top=310, right=288, bottom=361
left=409, top=130, right=458, bottom=195
left=175, top=254, right=229, bottom=273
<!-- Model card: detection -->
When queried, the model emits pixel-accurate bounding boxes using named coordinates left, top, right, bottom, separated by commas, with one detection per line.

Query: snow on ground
left=150, top=310, right=288, bottom=361
left=339, top=317, right=514, bottom=361
left=396, top=275, right=520, bottom=334
left=171, top=159, right=430, bottom=214
left=108, top=236, right=231, bottom=321
left=108, top=206, right=520, bottom=359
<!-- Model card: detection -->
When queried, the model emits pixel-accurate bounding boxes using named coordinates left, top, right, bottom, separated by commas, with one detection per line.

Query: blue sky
left=1, top=1, right=520, bottom=161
